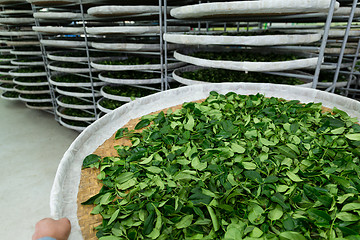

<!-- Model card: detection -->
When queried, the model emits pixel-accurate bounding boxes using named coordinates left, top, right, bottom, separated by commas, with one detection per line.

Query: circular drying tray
left=163, top=32, right=322, bottom=46
left=33, top=11, right=90, bottom=20
left=173, top=49, right=318, bottom=72
left=87, top=5, right=171, bottom=17
left=0, top=48, right=12, bottom=53
left=0, top=31, right=37, bottom=36
left=49, top=75, right=106, bottom=87
left=170, top=0, right=339, bottom=19
left=41, top=39, right=89, bottom=48
left=0, top=84, right=15, bottom=91
left=26, top=0, right=98, bottom=5
left=0, top=64, right=18, bottom=69
left=172, top=65, right=309, bottom=87
left=0, top=10, right=32, bottom=15
left=59, top=117, right=88, bottom=132
left=14, top=86, right=50, bottom=94
left=0, top=78, right=13, bottom=83
left=6, top=40, right=39, bottom=47
left=1, top=92, right=19, bottom=100
left=13, top=78, right=48, bottom=86
left=91, top=57, right=185, bottom=71
left=50, top=83, right=360, bottom=240
left=55, top=86, right=102, bottom=98
left=32, top=26, right=84, bottom=35
left=100, top=86, right=132, bottom=102
left=48, top=62, right=100, bottom=74
left=10, top=49, right=42, bottom=56
left=98, top=72, right=163, bottom=85
left=19, top=94, right=52, bottom=103
left=91, top=42, right=180, bottom=52
left=0, top=17, right=34, bottom=25
left=56, top=107, right=97, bottom=122
left=25, top=102, right=53, bottom=110
left=9, top=69, right=46, bottom=77
left=56, top=96, right=96, bottom=110
left=96, top=97, right=112, bottom=114
left=47, top=52, right=109, bottom=63
left=0, top=57, right=16, bottom=62
left=11, top=59, right=44, bottom=66
left=86, top=26, right=190, bottom=35
left=0, top=70, right=11, bottom=75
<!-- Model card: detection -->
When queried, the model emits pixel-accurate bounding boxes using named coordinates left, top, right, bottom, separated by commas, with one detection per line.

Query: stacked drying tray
left=267, top=11, right=360, bottom=89
left=30, top=0, right=114, bottom=131
left=166, top=0, right=338, bottom=86
left=0, top=0, right=52, bottom=111
left=86, top=1, right=189, bottom=115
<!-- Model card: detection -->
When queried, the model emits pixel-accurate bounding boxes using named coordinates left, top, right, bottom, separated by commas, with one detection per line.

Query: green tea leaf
left=342, top=203, right=360, bottom=212
left=115, top=128, right=128, bottom=139
left=135, top=119, right=151, bottom=130
left=83, top=154, right=101, bottom=168
left=108, top=209, right=120, bottom=226
left=337, top=212, right=360, bottom=222
left=99, top=236, right=121, bottom=240
left=207, top=206, right=219, bottom=232
left=117, top=178, right=137, bottom=190
left=175, top=214, right=193, bottom=229
left=307, top=209, right=331, bottom=224
left=345, top=133, right=360, bottom=141
left=231, top=143, right=245, bottom=153
left=184, top=115, right=195, bottom=131
left=260, top=138, right=276, bottom=146
left=279, top=232, right=306, bottom=240
left=244, top=170, right=263, bottom=183
left=286, top=171, right=303, bottom=182
left=268, top=205, right=283, bottom=221
left=242, top=162, right=257, bottom=170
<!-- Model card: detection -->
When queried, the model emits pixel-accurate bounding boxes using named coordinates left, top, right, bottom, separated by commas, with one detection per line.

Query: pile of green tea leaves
left=98, top=57, right=160, bottom=66
left=180, top=68, right=304, bottom=85
left=59, top=96, right=95, bottom=106
left=57, top=86, right=101, bottom=93
left=15, top=76, right=47, bottom=83
left=14, top=67, right=45, bottom=73
left=102, top=85, right=157, bottom=98
left=20, top=93, right=50, bottom=99
left=2, top=91, right=19, bottom=98
left=16, top=85, right=49, bottom=91
left=62, top=118, right=90, bottom=127
left=103, top=71, right=160, bottom=80
left=62, top=108, right=95, bottom=118
left=99, top=98, right=124, bottom=110
left=53, top=74, right=101, bottom=83
left=192, top=52, right=299, bottom=62
left=82, top=92, right=360, bottom=240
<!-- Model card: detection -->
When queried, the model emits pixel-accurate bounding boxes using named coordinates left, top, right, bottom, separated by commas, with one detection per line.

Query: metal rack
left=1, top=0, right=359, bottom=132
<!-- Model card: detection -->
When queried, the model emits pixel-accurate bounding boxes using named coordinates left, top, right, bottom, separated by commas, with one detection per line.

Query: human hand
left=32, top=218, right=71, bottom=240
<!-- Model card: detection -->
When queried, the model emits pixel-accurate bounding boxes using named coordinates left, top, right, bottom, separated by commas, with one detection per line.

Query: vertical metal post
left=344, top=37, right=360, bottom=96
left=164, top=0, right=168, bottom=90
left=326, top=0, right=358, bottom=93
left=31, top=4, right=59, bottom=121
left=158, top=0, right=164, bottom=91
left=79, top=0, right=98, bottom=119
left=311, top=0, right=337, bottom=89
left=198, top=1, right=201, bottom=32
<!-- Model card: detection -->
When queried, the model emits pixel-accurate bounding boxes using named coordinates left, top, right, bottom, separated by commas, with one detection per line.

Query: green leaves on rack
left=82, top=92, right=360, bottom=239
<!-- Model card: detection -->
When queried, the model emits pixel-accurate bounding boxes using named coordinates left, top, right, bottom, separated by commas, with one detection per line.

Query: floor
left=0, top=98, right=79, bottom=240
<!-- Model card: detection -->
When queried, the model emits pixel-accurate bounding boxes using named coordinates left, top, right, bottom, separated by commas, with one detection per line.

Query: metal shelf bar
left=326, top=0, right=358, bottom=93
left=311, top=0, right=337, bottom=88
